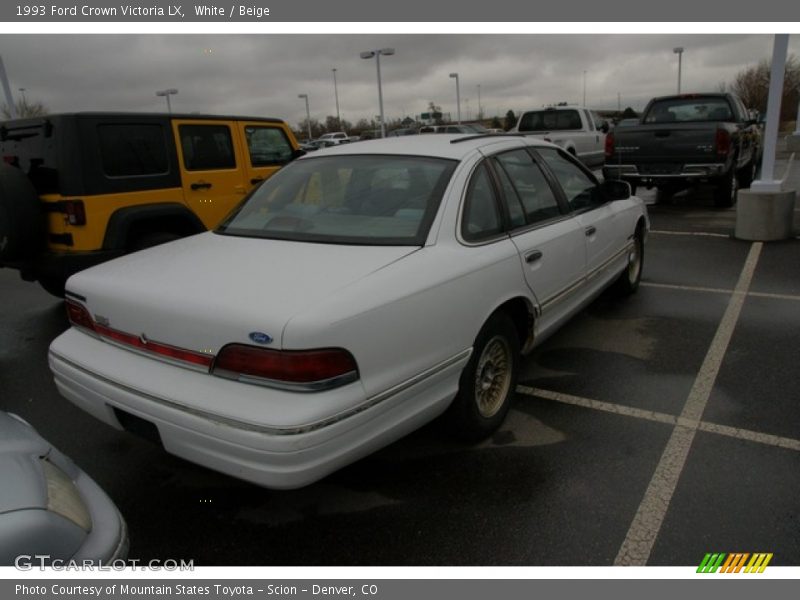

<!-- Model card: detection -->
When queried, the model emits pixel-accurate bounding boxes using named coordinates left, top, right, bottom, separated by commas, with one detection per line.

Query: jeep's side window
left=98, top=124, right=169, bottom=177
left=244, top=126, right=293, bottom=167
left=179, top=125, right=236, bottom=170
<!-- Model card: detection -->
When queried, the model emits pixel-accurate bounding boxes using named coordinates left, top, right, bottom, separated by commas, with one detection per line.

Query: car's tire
left=737, top=160, right=757, bottom=190
left=713, top=169, right=737, bottom=208
left=613, top=225, right=644, bottom=296
left=38, top=275, right=67, bottom=298
left=448, top=312, right=520, bottom=441
left=0, top=165, right=42, bottom=262
left=129, top=231, right=182, bottom=252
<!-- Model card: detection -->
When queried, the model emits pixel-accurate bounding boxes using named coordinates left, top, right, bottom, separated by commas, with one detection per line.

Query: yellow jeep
left=0, top=112, right=302, bottom=295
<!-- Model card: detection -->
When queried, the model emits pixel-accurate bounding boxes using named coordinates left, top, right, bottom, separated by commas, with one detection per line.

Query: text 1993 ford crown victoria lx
left=49, top=134, right=648, bottom=489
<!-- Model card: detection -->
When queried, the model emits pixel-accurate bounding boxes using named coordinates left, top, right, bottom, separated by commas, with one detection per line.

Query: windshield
left=644, top=97, right=734, bottom=123
left=518, top=109, right=582, bottom=132
left=217, top=155, right=457, bottom=245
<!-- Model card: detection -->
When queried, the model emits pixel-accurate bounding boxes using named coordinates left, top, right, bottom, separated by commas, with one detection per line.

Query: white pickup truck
left=318, top=132, right=354, bottom=145
left=509, top=106, right=608, bottom=168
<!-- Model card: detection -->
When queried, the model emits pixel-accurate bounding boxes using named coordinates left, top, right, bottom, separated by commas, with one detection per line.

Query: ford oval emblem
left=248, top=332, right=273, bottom=345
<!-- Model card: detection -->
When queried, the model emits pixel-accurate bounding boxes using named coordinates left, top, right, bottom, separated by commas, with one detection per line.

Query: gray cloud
left=1, top=34, right=798, bottom=129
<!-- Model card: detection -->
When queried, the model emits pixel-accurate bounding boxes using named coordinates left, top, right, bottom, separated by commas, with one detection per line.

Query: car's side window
left=179, top=124, right=236, bottom=171
left=244, top=126, right=294, bottom=167
left=462, top=163, right=503, bottom=242
left=494, top=149, right=561, bottom=226
left=537, top=147, right=603, bottom=212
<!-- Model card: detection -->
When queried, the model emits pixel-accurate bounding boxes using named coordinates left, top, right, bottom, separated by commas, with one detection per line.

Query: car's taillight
left=63, top=200, right=86, bottom=226
left=65, top=300, right=96, bottom=332
left=92, top=324, right=214, bottom=368
left=212, top=344, right=359, bottom=391
left=715, top=129, right=731, bottom=157
left=605, top=131, right=615, bottom=158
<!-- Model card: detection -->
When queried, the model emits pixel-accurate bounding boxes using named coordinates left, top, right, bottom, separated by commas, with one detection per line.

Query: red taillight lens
left=605, top=131, right=615, bottom=158
left=213, top=344, right=359, bottom=390
left=64, top=200, right=86, bottom=226
left=65, top=300, right=96, bottom=332
left=715, top=129, right=731, bottom=156
left=93, top=324, right=213, bottom=368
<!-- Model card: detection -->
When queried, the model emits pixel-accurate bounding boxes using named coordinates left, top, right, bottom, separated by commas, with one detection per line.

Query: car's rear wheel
left=448, top=312, right=520, bottom=441
left=614, top=226, right=644, bottom=296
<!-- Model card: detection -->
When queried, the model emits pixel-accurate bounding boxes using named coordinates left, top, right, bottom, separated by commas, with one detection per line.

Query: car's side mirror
left=602, top=179, right=631, bottom=201
left=291, top=148, right=307, bottom=160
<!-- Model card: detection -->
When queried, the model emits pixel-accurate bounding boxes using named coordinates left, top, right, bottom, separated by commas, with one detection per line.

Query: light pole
left=18, top=87, right=26, bottom=105
left=331, top=68, right=341, bottom=129
left=298, top=94, right=311, bottom=140
left=673, top=47, right=684, bottom=94
left=477, top=84, right=482, bottom=120
left=582, top=70, right=587, bottom=106
left=156, top=88, right=178, bottom=113
left=360, top=48, right=395, bottom=138
left=449, top=72, right=461, bottom=124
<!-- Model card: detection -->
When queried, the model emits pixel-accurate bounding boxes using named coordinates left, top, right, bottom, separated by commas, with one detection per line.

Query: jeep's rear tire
left=38, top=275, right=67, bottom=298
left=0, top=165, right=42, bottom=262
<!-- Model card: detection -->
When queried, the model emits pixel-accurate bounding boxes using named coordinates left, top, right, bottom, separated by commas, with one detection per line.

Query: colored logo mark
left=697, top=552, right=773, bottom=573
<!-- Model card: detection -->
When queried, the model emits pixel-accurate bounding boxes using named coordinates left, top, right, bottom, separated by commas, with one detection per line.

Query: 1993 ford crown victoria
left=49, top=134, right=648, bottom=489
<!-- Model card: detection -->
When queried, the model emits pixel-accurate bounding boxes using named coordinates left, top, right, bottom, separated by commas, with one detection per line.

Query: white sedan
left=49, top=134, right=648, bottom=489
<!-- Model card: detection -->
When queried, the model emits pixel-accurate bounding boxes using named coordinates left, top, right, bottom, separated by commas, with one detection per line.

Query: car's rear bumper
left=49, top=328, right=466, bottom=489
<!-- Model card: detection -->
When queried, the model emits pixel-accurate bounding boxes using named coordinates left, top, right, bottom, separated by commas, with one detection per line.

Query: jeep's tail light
left=212, top=345, right=359, bottom=391
left=715, top=129, right=731, bottom=157
left=605, top=131, right=615, bottom=158
left=65, top=300, right=96, bottom=333
left=63, top=200, right=86, bottom=226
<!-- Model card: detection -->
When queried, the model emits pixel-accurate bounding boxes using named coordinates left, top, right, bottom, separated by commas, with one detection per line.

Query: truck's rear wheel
left=713, top=169, right=737, bottom=208
left=0, top=165, right=42, bottom=262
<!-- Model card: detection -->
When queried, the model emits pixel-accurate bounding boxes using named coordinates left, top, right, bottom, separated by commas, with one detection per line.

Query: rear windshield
left=518, top=110, right=582, bottom=132
left=644, top=97, right=735, bottom=123
left=217, top=154, right=457, bottom=246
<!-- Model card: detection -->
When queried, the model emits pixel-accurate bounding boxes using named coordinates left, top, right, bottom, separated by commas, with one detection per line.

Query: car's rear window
left=217, top=154, right=457, bottom=245
left=644, top=97, right=734, bottom=123
left=518, top=110, right=582, bottom=132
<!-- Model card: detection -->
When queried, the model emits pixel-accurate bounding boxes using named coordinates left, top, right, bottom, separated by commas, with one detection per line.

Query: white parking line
left=614, top=241, right=762, bottom=566
left=516, top=386, right=800, bottom=452
left=641, top=282, right=800, bottom=302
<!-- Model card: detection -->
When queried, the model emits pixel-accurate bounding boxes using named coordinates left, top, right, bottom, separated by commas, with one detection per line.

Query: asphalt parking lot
left=1, top=168, right=799, bottom=567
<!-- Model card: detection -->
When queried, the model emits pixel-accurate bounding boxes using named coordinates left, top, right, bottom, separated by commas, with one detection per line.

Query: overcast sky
left=1, top=34, right=799, bottom=129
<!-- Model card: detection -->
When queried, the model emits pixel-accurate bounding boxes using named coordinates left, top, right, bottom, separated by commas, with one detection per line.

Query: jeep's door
left=235, top=121, right=297, bottom=190
left=172, top=119, right=250, bottom=228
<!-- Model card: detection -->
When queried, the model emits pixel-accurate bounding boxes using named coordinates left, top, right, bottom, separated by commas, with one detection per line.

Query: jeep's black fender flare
left=103, top=203, right=207, bottom=251
left=0, top=164, right=43, bottom=262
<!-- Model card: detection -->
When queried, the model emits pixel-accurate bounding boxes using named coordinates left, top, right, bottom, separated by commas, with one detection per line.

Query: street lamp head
left=379, top=48, right=395, bottom=56
left=298, top=94, right=307, bottom=99
left=156, top=88, right=178, bottom=97
left=449, top=73, right=458, bottom=79
left=360, top=51, right=376, bottom=59
left=673, top=47, right=684, bottom=54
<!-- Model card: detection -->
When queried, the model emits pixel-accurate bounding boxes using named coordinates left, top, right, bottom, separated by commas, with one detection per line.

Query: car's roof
left=302, top=133, right=550, bottom=161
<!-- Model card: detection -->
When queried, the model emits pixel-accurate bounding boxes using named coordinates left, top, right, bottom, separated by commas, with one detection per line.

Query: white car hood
left=66, top=232, right=417, bottom=353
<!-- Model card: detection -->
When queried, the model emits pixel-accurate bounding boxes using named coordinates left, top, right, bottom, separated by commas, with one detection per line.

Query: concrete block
left=735, top=188, right=796, bottom=241
left=787, top=134, right=800, bottom=152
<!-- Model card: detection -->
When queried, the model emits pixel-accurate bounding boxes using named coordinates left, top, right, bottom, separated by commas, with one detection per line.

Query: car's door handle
left=525, top=250, right=543, bottom=263
left=250, top=177, right=264, bottom=185
left=585, top=226, right=597, bottom=237
left=190, top=181, right=212, bottom=191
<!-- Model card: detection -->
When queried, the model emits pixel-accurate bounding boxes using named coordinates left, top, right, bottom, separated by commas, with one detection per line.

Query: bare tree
left=731, top=56, right=800, bottom=121
left=2, top=97, right=48, bottom=119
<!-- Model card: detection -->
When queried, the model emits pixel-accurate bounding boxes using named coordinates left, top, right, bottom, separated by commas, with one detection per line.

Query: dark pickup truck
left=603, top=93, right=761, bottom=207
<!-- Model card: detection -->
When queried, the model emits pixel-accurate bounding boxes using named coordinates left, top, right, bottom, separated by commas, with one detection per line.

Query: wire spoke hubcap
left=474, top=336, right=512, bottom=418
